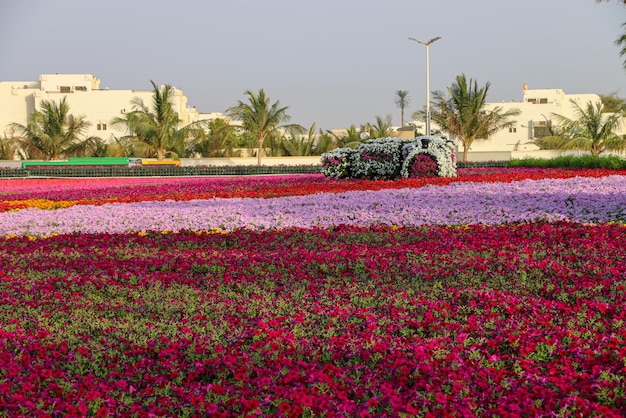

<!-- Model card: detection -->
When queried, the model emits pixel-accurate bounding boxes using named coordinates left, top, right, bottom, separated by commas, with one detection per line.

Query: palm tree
left=327, top=125, right=364, bottom=149
left=394, top=90, right=410, bottom=127
left=0, top=135, right=17, bottom=160
left=549, top=100, right=625, bottom=156
left=0, top=127, right=25, bottom=160
left=430, top=74, right=520, bottom=162
left=616, top=22, right=626, bottom=69
left=111, top=81, right=205, bottom=160
left=195, top=118, right=238, bottom=157
left=597, top=0, right=626, bottom=69
left=281, top=123, right=315, bottom=156
left=369, top=115, right=395, bottom=138
left=10, top=97, right=99, bottom=160
left=227, top=89, right=291, bottom=165
left=312, top=129, right=337, bottom=155
left=600, top=92, right=626, bottom=114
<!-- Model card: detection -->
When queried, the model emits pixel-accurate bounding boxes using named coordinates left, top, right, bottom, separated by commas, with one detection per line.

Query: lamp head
left=409, top=36, right=442, bottom=46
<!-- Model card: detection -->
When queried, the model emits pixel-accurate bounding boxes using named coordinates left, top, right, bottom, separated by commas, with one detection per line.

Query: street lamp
left=409, top=36, right=441, bottom=136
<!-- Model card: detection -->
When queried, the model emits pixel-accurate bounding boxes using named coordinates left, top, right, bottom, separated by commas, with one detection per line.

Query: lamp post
left=409, top=36, right=441, bottom=136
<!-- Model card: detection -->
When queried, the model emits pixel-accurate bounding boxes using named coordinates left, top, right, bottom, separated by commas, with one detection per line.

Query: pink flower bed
left=0, top=169, right=625, bottom=416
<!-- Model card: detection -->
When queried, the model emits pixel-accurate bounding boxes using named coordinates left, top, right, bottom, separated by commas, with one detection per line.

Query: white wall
left=0, top=73, right=202, bottom=144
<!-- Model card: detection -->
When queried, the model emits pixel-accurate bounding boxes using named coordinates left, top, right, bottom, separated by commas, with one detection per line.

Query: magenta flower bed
left=0, top=171, right=625, bottom=416
left=407, top=154, right=438, bottom=178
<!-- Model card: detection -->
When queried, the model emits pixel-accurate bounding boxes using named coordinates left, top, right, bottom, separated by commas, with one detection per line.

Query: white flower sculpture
left=400, top=136, right=457, bottom=178
left=321, top=136, right=457, bottom=179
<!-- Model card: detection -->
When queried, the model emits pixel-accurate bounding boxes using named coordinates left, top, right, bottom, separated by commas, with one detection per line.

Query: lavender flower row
left=1, top=175, right=625, bottom=237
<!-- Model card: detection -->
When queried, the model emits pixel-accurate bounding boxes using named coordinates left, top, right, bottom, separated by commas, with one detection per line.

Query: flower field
left=0, top=168, right=625, bottom=417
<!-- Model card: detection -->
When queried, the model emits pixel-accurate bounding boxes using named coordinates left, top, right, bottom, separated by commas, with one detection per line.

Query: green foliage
left=311, top=130, right=337, bottom=155
left=326, top=125, right=364, bottom=149
left=10, top=97, right=100, bottom=160
left=394, top=90, right=410, bottom=127
left=430, top=74, right=521, bottom=163
left=193, top=118, right=238, bottom=157
left=617, top=22, right=626, bottom=70
left=111, top=81, right=206, bottom=160
left=596, top=1, right=626, bottom=69
left=227, top=89, right=291, bottom=165
left=368, top=115, right=395, bottom=139
left=547, top=100, right=625, bottom=156
left=509, top=154, right=626, bottom=169
left=279, top=123, right=315, bottom=157
left=600, top=92, right=626, bottom=114
left=0, top=135, right=18, bottom=160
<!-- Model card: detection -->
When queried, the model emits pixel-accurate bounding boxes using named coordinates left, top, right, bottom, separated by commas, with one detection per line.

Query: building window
left=509, top=127, right=517, bottom=133
left=60, top=86, right=71, bottom=93
left=539, top=98, right=548, bottom=104
left=527, top=98, right=537, bottom=104
left=532, top=120, right=552, bottom=138
left=75, top=86, right=87, bottom=91
left=97, top=123, right=107, bottom=131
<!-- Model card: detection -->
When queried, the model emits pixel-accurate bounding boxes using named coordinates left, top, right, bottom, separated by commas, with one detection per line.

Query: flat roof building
left=462, top=85, right=623, bottom=152
left=0, top=73, right=222, bottom=143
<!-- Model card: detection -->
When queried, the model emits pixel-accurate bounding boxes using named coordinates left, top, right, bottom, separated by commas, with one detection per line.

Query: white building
left=461, top=84, right=624, bottom=152
left=0, top=73, right=223, bottom=143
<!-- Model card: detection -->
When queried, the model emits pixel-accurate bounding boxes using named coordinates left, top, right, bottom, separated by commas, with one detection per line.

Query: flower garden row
left=0, top=169, right=625, bottom=416
left=1, top=173, right=625, bottom=237
left=1, top=168, right=625, bottom=213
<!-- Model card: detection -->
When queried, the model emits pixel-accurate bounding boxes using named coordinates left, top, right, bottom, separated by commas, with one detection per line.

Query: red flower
left=95, top=407, right=109, bottom=418
left=278, top=401, right=291, bottom=414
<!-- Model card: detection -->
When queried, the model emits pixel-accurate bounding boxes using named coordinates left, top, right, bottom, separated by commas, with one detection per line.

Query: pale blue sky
left=1, top=0, right=624, bottom=129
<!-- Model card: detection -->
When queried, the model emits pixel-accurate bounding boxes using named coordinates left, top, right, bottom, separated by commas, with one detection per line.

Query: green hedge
left=508, top=155, right=626, bottom=169
left=456, top=161, right=508, bottom=168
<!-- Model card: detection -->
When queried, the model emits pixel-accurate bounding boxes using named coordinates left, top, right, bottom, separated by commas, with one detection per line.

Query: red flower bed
left=0, top=222, right=625, bottom=416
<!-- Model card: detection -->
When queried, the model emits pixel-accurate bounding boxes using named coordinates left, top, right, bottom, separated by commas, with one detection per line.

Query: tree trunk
left=591, top=145, right=601, bottom=156
left=257, top=138, right=263, bottom=166
left=463, top=146, right=469, bottom=163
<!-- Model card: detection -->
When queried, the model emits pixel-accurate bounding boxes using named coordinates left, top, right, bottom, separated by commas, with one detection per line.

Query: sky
left=1, top=0, right=625, bottom=130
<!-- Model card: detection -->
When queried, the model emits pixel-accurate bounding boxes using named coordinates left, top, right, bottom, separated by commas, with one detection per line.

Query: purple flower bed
left=1, top=175, right=624, bottom=237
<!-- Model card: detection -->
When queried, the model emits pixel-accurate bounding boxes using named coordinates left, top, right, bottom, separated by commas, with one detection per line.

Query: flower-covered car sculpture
left=320, top=136, right=457, bottom=179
